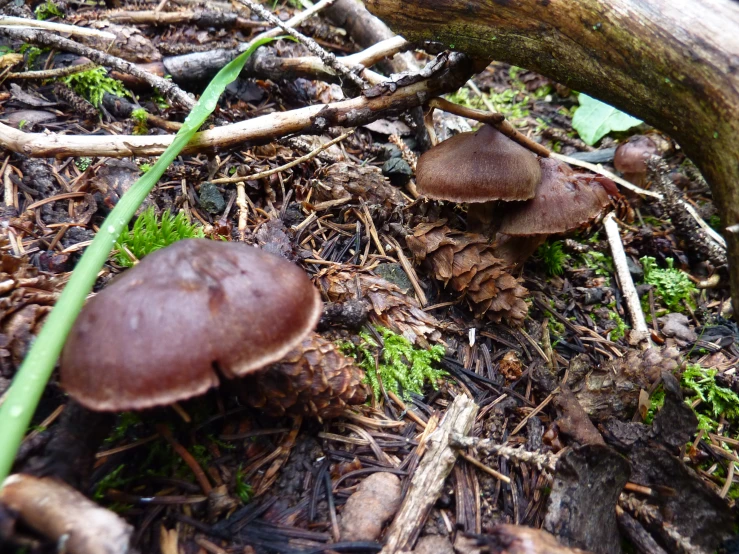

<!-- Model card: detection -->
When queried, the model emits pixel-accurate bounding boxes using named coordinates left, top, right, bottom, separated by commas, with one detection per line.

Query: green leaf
left=0, top=35, right=278, bottom=483
left=571, top=93, right=642, bottom=145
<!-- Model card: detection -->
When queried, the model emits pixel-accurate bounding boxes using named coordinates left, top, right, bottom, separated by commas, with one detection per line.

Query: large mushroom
left=60, top=239, right=355, bottom=413
left=493, top=158, right=616, bottom=265
left=415, top=124, right=542, bottom=234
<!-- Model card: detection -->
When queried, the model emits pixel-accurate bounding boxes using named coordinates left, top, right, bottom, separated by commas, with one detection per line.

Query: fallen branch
left=603, top=212, right=650, bottom=341
left=0, top=52, right=474, bottom=158
left=365, top=0, right=739, bottom=314
left=102, top=8, right=263, bottom=29
left=236, top=0, right=367, bottom=89
left=0, top=15, right=116, bottom=39
left=380, top=394, right=478, bottom=554
left=0, top=26, right=195, bottom=109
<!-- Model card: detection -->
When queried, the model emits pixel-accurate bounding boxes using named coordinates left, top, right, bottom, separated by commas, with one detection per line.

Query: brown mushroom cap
left=498, top=158, right=612, bottom=236
left=60, top=239, right=322, bottom=411
left=415, top=125, right=541, bottom=203
left=614, top=135, right=658, bottom=174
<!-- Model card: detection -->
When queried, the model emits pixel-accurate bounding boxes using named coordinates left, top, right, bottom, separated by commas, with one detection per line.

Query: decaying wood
left=0, top=52, right=474, bottom=158
left=0, top=474, right=133, bottom=554
left=365, top=0, right=739, bottom=314
left=380, top=394, right=478, bottom=554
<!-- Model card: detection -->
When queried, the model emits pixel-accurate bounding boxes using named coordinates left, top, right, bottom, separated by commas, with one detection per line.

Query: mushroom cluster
left=61, top=239, right=367, bottom=418
left=412, top=125, right=617, bottom=324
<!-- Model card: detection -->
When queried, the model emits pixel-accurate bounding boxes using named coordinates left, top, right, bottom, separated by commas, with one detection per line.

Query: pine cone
left=406, top=221, right=529, bottom=327
left=239, top=333, right=368, bottom=421
left=316, top=269, right=445, bottom=347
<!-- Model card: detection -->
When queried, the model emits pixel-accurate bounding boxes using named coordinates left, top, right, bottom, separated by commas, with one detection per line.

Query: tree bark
left=365, top=0, right=739, bottom=313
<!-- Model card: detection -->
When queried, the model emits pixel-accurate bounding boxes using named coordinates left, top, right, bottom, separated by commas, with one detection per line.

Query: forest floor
left=0, top=1, right=737, bottom=553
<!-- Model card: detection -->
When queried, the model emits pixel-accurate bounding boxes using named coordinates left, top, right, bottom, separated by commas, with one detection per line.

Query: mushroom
left=613, top=135, right=658, bottom=186
left=493, top=158, right=616, bottom=265
left=415, top=124, right=542, bottom=234
left=60, top=239, right=322, bottom=411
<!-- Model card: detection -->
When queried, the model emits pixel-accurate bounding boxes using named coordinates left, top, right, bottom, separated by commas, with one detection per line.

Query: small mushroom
left=613, top=135, right=658, bottom=186
left=60, top=239, right=322, bottom=411
left=494, top=158, right=615, bottom=265
left=415, top=124, right=541, bottom=234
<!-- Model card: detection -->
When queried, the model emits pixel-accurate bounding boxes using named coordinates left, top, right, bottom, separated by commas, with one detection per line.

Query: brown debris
left=552, top=389, right=605, bottom=447
left=567, top=346, right=682, bottom=422
left=79, top=22, right=162, bottom=63
left=317, top=269, right=444, bottom=346
left=459, top=525, right=591, bottom=554
left=239, top=333, right=368, bottom=420
left=406, top=221, right=528, bottom=326
left=0, top=474, right=133, bottom=554
left=52, top=83, right=99, bottom=120
left=339, top=471, right=402, bottom=542
left=0, top=254, right=61, bottom=376
left=310, top=161, right=406, bottom=221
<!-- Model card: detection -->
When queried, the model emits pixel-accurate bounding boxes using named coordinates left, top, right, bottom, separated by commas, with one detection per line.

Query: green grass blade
left=0, top=36, right=277, bottom=483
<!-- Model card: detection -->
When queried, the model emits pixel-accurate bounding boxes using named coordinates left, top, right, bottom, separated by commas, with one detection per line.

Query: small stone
left=339, top=472, right=402, bottom=542
left=382, top=158, right=413, bottom=186
left=658, top=313, right=698, bottom=342
left=413, top=535, right=454, bottom=554
left=198, top=182, right=226, bottom=214
left=381, top=143, right=403, bottom=160
left=627, top=257, right=644, bottom=280
left=374, top=263, right=412, bottom=293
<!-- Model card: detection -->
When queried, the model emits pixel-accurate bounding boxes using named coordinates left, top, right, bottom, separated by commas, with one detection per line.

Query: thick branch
left=366, top=0, right=739, bottom=312
left=0, top=53, right=473, bottom=158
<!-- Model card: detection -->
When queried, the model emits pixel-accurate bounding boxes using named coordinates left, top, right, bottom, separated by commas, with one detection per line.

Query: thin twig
left=211, top=129, right=354, bottom=184
left=7, top=61, right=98, bottom=80
left=553, top=151, right=726, bottom=253
left=603, top=212, right=650, bottom=339
left=238, top=0, right=337, bottom=53
left=0, top=51, right=472, bottom=157
left=428, top=97, right=551, bottom=157
left=235, top=0, right=367, bottom=89
left=0, top=26, right=195, bottom=109
left=0, top=15, right=116, bottom=39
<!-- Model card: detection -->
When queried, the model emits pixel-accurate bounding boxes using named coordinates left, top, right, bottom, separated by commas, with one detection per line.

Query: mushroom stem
left=492, top=233, right=547, bottom=267
left=427, top=97, right=551, bottom=157
left=466, top=201, right=500, bottom=236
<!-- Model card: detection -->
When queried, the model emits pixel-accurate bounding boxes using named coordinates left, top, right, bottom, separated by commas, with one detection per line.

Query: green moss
left=114, top=207, right=205, bottom=267
left=93, top=464, right=128, bottom=500
left=75, top=157, right=92, bottom=172
left=641, top=256, right=696, bottom=313
left=60, top=67, right=130, bottom=107
left=445, top=86, right=530, bottom=124
left=535, top=240, right=566, bottom=276
left=105, top=412, right=141, bottom=443
left=341, top=327, right=446, bottom=401
left=20, top=44, right=46, bottom=68
left=235, top=465, right=253, bottom=503
left=131, top=108, right=148, bottom=135
left=35, top=1, right=64, bottom=20
left=581, top=251, right=614, bottom=276
left=608, top=311, right=628, bottom=341
left=647, top=364, right=739, bottom=432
